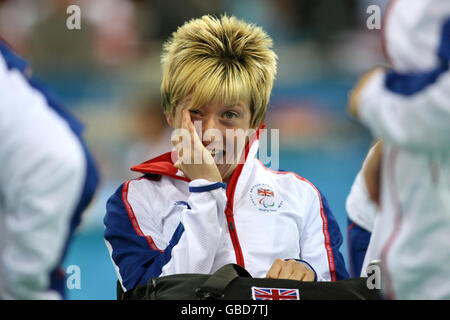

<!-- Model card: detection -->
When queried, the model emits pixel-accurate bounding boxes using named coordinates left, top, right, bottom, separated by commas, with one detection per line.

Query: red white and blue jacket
left=104, top=132, right=349, bottom=292
left=349, top=0, right=450, bottom=299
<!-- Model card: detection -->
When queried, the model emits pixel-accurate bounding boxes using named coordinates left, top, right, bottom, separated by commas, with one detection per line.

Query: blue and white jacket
left=351, top=0, right=450, bottom=299
left=0, top=41, right=99, bottom=299
left=104, top=131, right=349, bottom=292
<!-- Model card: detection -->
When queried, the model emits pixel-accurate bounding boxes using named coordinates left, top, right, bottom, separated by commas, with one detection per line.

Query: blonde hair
left=160, top=14, right=277, bottom=128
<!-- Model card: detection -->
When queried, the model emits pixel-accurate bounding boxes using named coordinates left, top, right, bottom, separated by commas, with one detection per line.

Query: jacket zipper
left=223, top=133, right=261, bottom=269
left=225, top=203, right=245, bottom=268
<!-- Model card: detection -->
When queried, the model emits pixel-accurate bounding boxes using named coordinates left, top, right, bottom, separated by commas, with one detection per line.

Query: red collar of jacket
left=130, top=123, right=265, bottom=183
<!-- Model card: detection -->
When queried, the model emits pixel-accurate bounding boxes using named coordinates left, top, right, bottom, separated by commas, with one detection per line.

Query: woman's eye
left=224, top=111, right=238, bottom=120
left=189, top=110, right=201, bottom=116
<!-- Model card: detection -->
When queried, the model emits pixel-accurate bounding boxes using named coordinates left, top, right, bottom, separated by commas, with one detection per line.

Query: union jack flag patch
left=251, top=287, right=300, bottom=300
left=257, top=188, right=274, bottom=197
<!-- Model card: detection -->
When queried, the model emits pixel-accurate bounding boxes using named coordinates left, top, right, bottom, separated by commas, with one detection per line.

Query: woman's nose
left=201, top=117, right=223, bottom=147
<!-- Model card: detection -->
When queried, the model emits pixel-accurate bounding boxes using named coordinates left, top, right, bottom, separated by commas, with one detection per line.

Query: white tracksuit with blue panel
left=347, top=0, right=450, bottom=299
left=104, top=136, right=349, bottom=293
left=0, top=42, right=99, bottom=299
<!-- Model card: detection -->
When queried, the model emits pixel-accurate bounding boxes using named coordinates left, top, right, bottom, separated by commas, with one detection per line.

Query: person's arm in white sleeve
left=354, top=67, right=450, bottom=152
left=161, top=179, right=227, bottom=275
left=0, top=60, right=86, bottom=299
left=345, top=140, right=387, bottom=278
left=104, top=178, right=227, bottom=292
left=346, top=142, right=381, bottom=230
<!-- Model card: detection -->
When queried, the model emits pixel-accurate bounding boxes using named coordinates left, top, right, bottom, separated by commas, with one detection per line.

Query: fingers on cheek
left=171, top=133, right=180, bottom=146
left=172, top=139, right=183, bottom=157
left=185, top=112, right=195, bottom=132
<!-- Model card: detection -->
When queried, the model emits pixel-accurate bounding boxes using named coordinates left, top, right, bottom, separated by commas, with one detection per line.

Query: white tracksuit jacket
left=104, top=133, right=349, bottom=292
left=346, top=146, right=378, bottom=278
left=0, top=41, right=99, bottom=299
left=356, top=0, right=450, bottom=299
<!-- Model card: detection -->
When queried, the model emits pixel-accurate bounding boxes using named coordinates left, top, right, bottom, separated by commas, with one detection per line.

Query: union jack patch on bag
left=251, top=287, right=300, bottom=300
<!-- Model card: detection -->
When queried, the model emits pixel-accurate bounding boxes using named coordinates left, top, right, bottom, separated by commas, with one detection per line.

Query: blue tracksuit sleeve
left=104, top=177, right=228, bottom=292
left=299, top=184, right=349, bottom=281
left=104, top=183, right=184, bottom=291
left=320, top=192, right=350, bottom=281
left=347, top=218, right=371, bottom=278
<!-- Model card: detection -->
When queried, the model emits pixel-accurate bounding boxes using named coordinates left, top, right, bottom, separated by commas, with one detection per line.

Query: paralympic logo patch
left=249, top=183, right=283, bottom=212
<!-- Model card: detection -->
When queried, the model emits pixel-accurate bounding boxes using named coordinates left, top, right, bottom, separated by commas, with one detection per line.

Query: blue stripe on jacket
left=189, top=182, right=227, bottom=193
left=318, top=190, right=350, bottom=280
left=0, top=40, right=28, bottom=73
left=104, top=183, right=185, bottom=291
left=385, top=18, right=450, bottom=96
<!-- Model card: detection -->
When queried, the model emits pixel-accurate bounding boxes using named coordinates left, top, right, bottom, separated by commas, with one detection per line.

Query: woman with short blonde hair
left=160, top=14, right=277, bottom=129
left=105, top=15, right=348, bottom=294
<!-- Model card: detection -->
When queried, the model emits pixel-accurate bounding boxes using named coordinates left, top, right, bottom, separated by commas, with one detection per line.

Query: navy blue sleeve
left=384, top=18, right=450, bottom=96
left=347, top=218, right=371, bottom=278
left=104, top=184, right=184, bottom=291
left=319, top=191, right=350, bottom=281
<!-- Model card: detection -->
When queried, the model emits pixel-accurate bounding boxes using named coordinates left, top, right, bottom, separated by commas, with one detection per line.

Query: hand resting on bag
left=265, top=259, right=315, bottom=281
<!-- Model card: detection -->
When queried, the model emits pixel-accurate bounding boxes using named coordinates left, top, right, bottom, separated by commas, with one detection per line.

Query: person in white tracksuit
left=0, top=41, right=99, bottom=299
left=104, top=15, right=349, bottom=293
left=348, top=0, right=450, bottom=299
left=346, top=143, right=379, bottom=278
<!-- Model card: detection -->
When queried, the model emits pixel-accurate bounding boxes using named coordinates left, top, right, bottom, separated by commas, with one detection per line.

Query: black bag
left=117, top=264, right=381, bottom=300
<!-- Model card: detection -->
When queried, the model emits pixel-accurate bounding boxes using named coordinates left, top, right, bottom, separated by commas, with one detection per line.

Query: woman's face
left=169, top=96, right=253, bottom=182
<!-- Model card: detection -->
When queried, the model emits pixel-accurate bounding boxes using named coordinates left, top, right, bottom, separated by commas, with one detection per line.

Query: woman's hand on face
left=265, top=259, right=315, bottom=281
left=172, top=109, right=223, bottom=183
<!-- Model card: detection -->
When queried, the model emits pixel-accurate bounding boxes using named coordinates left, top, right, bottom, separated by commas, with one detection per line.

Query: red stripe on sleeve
left=121, top=180, right=163, bottom=253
